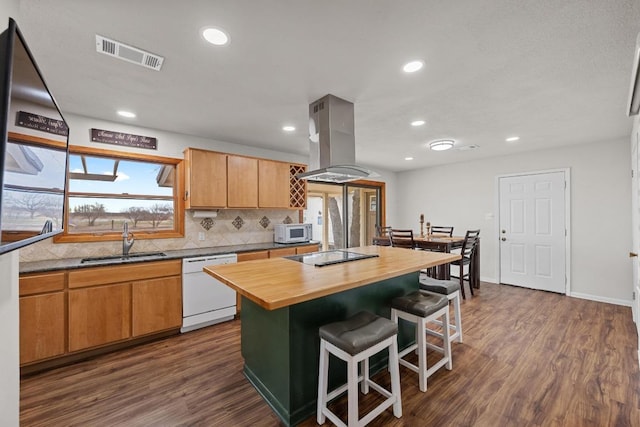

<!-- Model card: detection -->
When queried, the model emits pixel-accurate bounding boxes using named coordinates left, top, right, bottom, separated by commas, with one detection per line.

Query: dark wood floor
left=20, top=282, right=640, bottom=426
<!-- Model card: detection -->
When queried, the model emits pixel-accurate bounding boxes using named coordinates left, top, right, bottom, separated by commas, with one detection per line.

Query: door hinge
left=633, top=291, right=636, bottom=301
left=633, top=170, right=635, bottom=178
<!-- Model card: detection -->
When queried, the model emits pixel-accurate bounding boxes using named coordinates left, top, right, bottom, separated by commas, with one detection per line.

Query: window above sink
left=55, top=146, right=184, bottom=243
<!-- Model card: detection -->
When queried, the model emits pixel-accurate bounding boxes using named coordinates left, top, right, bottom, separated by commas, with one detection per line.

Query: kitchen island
left=204, top=245, right=460, bottom=426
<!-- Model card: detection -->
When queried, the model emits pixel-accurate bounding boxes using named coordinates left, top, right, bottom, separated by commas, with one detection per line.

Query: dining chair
left=375, top=225, right=393, bottom=237
left=430, top=226, right=454, bottom=237
left=422, top=225, right=454, bottom=277
left=389, top=229, right=416, bottom=249
left=450, top=229, right=480, bottom=299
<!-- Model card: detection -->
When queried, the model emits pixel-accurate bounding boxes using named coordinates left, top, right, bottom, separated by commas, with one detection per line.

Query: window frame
left=54, top=145, right=184, bottom=243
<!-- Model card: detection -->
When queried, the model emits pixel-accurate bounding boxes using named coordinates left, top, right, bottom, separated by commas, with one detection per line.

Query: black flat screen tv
left=0, top=18, right=69, bottom=255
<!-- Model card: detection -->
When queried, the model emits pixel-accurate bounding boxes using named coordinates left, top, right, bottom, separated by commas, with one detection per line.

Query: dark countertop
left=19, top=241, right=320, bottom=274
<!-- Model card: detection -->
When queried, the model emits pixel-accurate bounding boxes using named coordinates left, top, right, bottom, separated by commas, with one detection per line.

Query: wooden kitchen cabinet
left=68, top=283, right=132, bottom=352
left=19, top=271, right=66, bottom=364
left=184, top=148, right=227, bottom=208
left=258, top=159, right=290, bottom=208
left=132, top=276, right=182, bottom=337
left=269, top=247, right=297, bottom=257
left=227, top=155, right=258, bottom=207
left=20, top=292, right=65, bottom=364
left=237, top=250, right=269, bottom=262
left=184, top=147, right=307, bottom=210
left=68, top=260, right=181, bottom=351
left=296, top=244, right=319, bottom=254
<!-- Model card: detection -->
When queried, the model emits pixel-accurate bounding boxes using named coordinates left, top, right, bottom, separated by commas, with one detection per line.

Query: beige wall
left=396, top=137, right=632, bottom=304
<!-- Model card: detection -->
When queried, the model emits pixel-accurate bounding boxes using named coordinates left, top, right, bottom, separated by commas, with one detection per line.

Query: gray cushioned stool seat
left=319, top=311, right=398, bottom=356
left=420, top=276, right=461, bottom=295
left=391, top=290, right=448, bottom=318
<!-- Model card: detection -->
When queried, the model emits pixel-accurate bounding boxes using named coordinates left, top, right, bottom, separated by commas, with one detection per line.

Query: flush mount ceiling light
left=202, top=27, right=230, bottom=46
left=404, top=157, right=414, bottom=161
left=411, top=120, right=425, bottom=127
left=505, top=136, right=520, bottom=142
left=403, top=60, right=424, bottom=73
left=429, top=139, right=455, bottom=151
left=117, top=110, right=136, bottom=118
left=282, top=125, right=296, bottom=132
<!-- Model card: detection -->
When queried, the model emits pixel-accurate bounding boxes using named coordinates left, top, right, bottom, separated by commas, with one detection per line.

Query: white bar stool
left=390, top=290, right=452, bottom=392
left=317, top=311, right=402, bottom=427
left=419, top=276, right=463, bottom=344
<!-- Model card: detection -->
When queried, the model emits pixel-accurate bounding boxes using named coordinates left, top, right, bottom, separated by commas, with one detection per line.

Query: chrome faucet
left=122, top=222, right=135, bottom=256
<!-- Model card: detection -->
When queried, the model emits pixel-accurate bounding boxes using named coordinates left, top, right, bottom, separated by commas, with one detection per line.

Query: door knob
left=501, top=237, right=506, bottom=241
left=501, top=229, right=506, bottom=233
left=630, top=252, right=638, bottom=258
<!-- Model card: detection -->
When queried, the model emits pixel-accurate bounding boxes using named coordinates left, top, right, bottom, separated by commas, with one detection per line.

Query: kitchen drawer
left=68, top=259, right=181, bottom=288
left=20, top=271, right=65, bottom=296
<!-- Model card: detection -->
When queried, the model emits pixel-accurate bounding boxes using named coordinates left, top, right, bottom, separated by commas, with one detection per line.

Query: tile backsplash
left=19, top=209, right=299, bottom=262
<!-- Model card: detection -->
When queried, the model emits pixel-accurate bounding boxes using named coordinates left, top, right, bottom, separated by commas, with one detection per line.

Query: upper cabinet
left=259, top=159, right=290, bottom=208
left=184, top=148, right=306, bottom=210
left=228, top=155, right=258, bottom=208
left=184, top=148, right=227, bottom=208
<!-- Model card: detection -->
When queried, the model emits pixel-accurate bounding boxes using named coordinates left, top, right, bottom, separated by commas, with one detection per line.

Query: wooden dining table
left=372, top=234, right=480, bottom=287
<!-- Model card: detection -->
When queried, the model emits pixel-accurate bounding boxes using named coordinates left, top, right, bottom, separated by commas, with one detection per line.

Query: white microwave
left=274, top=223, right=313, bottom=244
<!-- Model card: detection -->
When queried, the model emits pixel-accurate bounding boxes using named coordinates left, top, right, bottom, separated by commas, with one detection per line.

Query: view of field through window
left=67, top=154, right=175, bottom=233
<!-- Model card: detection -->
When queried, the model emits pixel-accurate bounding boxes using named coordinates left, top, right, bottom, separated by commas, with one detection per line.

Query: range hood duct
left=297, top=94, right=378, bottom=183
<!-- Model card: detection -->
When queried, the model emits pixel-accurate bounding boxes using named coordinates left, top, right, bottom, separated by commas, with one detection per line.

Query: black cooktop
left=285, top=250, right=379, bottom=267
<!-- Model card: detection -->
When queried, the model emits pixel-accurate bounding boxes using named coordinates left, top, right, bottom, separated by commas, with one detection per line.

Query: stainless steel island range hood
left=296, top=94, right=378, bottom=183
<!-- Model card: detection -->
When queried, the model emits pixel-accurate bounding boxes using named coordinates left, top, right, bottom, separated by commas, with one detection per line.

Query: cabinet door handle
left=630, top=252, right=638, bottom=258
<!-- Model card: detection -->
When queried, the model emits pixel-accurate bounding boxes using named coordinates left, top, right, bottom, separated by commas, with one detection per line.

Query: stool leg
left=347, top=358, right=359, bottom=426
left=316, top=340, right=328, bottom=425
left=389, top=338, right=403, bottom=418
left=417, top=318, right=428, bottom=392
left=361, top=358, right=369, bottom=394
left=443, top=310, right=452, bottom=370
left=453, top=293, right=463, bottom=343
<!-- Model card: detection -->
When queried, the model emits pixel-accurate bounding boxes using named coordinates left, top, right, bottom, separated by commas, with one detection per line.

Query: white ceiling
left=14, top=0, right=640, bottom=171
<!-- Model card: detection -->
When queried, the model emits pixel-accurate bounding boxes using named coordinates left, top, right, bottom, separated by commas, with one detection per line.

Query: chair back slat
left=390, top=229, right=415, bottom=249
left=430, top=226, right=454, bottom=237
left=461, top=229, right=480, bottom=258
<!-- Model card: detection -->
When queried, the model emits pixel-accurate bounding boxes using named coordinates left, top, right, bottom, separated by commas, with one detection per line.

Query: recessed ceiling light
left=506, top=136, right=520, bottom=142
left=282, top=125, right=295, bottom=132
left=405, top=157, right=414, bottom=161
left=403, top=60, right=424, bottom=73
left=429, top=139, right=455, bottom=151
left=411, top=120, right=425, bottom=127
left=117, top=110, right=136, bottom=118
left=202, top=27, right=230, bottom=46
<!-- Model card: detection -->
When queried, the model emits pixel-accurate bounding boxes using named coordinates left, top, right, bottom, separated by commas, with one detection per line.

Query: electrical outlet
left=198, top=232, right=205, bottom=241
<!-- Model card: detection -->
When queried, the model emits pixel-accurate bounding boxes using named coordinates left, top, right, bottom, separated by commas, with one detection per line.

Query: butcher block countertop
left=204, top=245, right=461, bottom=310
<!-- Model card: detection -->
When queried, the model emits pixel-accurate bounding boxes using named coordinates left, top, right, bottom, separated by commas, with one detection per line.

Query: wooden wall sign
left=16, top=111, right=69, bottom=136
left=90, top=128, right=157, bottom=150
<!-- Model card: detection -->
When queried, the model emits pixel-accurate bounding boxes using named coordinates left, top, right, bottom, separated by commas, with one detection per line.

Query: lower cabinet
left=20, top=259, right=182, bottom=367
left=132, top=276, right=182, bottom=337
left=69, top=283, right=132, bottom=352
left=19, top=292, right=65, bottom=364
left=269, top=247, right=297, bottom=257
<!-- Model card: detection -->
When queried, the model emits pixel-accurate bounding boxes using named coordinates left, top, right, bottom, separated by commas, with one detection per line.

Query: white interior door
left=499, top=171, right=566, bottom=293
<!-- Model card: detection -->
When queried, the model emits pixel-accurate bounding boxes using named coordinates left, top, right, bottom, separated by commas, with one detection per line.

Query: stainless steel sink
left=80, top=252, right=167, bottom=264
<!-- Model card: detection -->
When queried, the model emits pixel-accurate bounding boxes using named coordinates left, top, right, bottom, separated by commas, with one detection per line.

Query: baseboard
left=479, top=276, right=497, bottom=284
left=569, top=292, right=633, bottom=307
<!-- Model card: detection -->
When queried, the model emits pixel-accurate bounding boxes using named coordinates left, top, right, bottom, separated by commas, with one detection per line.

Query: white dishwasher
left=181, top=253, right=237, bottom=333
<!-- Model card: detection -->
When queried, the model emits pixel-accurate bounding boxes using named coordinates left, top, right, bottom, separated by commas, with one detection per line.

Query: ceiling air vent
left=95, top=35, right=164, bottom=71
left=456, top=144, right=480, bottom=151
